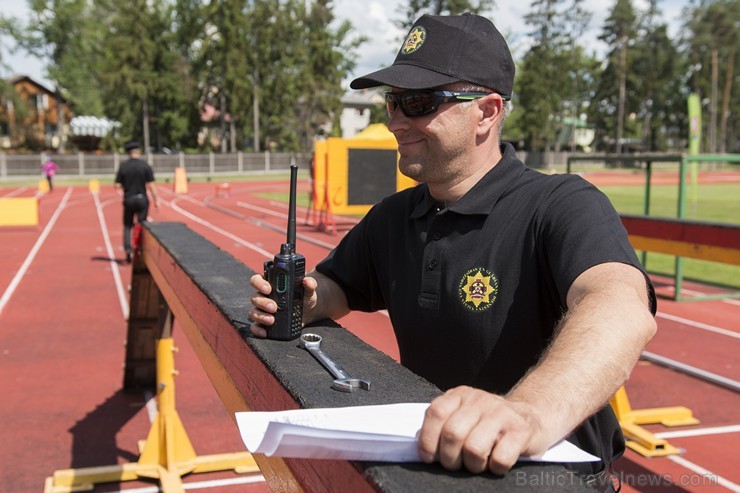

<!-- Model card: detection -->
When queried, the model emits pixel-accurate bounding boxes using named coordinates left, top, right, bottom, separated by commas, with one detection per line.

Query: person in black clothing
left=248, top=14, right=656, bottom=489
left=115, top=141, right=160, bottom=263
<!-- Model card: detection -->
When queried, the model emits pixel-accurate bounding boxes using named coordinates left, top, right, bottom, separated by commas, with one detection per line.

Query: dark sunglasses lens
left=386, top=92, right=437, bottom=117
left=385, top=94, right=399, bottom=115
left=400, top=92, right=435, bottom=116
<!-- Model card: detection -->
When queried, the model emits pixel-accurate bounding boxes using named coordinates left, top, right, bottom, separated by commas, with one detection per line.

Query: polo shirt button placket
left=428, top=259, right=438, bottom=270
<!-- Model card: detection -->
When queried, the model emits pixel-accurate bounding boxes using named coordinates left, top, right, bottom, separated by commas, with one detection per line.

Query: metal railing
left=0, top=151, right=311, bottom=180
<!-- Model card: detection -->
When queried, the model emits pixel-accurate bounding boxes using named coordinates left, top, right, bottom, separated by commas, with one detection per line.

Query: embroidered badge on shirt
left=459, top=268, right=499, bottom=311
left=402, top=26, right=426, bottom=54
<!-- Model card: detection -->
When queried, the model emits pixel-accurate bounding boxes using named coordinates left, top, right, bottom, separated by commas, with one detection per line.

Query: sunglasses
left=384, top=90, right=492, bottom=117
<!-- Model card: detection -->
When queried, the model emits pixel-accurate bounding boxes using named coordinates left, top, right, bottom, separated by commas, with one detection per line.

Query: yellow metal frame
left=313, top=130, right=415, bottom=216
left=0, top=197, right=39, bottom=227
left=610, top=386, right=700, bottom=457
left=44, top=336, right=259, bottom=493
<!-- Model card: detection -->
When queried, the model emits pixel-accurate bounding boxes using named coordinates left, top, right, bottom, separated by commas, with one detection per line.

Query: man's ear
left=476, top=93, right=503, bottom=135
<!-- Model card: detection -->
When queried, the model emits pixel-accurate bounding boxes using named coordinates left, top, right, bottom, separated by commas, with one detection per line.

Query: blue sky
left=1, top=0, right=690, bottom=90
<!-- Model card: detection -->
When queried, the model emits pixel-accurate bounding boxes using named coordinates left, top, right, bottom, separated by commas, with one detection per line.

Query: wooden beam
left=622, top=214, right=740, bottom=265
left=130, top=222, right=595, bottom=492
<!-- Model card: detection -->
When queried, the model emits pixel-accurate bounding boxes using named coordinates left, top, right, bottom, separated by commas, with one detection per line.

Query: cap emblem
left=401, top=26, right=426, bottom=55
left=458, top=267, right=498, bottom=312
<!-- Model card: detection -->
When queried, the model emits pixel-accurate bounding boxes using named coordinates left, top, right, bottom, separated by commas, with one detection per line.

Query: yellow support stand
left=39, top=179, right=50, bottom=193
left=44, top=334, right=259, bottom=492
left=88, top=179, right=100, bottom=193
left=0, top=197, right=39, bottom=227
left=610, top=386, right=700, bottom=457
left=174, top=167, right=188, bottom=194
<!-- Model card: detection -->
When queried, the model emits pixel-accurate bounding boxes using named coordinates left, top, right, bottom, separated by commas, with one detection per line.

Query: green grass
left=259, top=192, right=310, bottom=209
left=599, top=183, right=740, bottom=224
left=599, top=183, right=740, bottom=290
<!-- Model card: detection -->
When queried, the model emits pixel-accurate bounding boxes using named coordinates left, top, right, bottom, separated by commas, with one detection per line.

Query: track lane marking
left=1, top=186, right=28, bottom=197
left=92, top=191, right=129, bottom=319
left=657, top=312, right=740, bottom=339
left=167, top=196, right=273, bottom=258
left=159, top=191, right=392, bottom=322
left=667, top=455, right=740, bottom=492
left=0, top=187, right=72, bottom=316
left=104, top=473, right=266, bottom=492
left=656, top=424, right=740, bottom=439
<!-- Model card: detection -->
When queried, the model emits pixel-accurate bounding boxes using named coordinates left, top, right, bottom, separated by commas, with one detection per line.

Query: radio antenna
left=284, top=164, right=298, bottom=254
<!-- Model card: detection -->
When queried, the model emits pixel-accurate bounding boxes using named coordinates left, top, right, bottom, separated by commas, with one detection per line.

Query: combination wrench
left=299, top=333, right=371, bottom=392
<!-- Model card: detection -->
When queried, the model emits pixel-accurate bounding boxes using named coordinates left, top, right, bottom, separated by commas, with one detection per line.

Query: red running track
left=0, top=179, right=737, bottom=492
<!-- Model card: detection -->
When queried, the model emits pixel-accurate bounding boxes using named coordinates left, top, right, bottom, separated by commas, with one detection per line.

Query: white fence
left=0, top=151, right=311, bottom=180
left=3, top=149, right=692, bottom=181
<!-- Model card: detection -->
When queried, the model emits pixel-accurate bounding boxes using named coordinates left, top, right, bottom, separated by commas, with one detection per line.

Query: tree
left=18, top=0, right=107, bottom=116
left=516, top=0, right=595, bottom=151
left=598, top=0, right=638, bottom=154
left=396, top=0, right=495, bottom=31
left=298, top=0, right=363, bottom=148
left=98, top=0, right=189, bottom=151
left=684, top=0, right=739, bottom=153
left=3, top=0, right=367, bottom=154
left=631, top=3, right=686, bottom=151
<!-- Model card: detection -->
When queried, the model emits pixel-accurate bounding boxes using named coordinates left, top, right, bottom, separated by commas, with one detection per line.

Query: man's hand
left=417, top=386, right=547, bottom=475
left=248, top=274, right=318, bottom=338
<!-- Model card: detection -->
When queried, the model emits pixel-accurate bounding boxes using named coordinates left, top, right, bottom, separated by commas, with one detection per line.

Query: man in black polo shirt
left=115, top=141, right=159, bottom=263
left=248, top=13, right=656, bottom=488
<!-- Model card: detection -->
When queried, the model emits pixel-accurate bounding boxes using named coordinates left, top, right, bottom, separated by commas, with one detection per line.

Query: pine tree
left=684, top=0, right=738, bottom=153
left=517, top=0, right=593, bottom=151
left=99, top=0, right=189, bottom=151
left=395, top=0, right=495, bottom=31
left=592, top=0, right=639, bottom=154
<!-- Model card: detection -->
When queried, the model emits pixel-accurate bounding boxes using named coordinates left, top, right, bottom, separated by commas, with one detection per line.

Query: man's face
left=386, top=84, right=479, bottom=186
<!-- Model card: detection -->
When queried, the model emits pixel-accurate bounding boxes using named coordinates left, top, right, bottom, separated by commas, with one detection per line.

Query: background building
left=0, top=75, right=72, bottom=152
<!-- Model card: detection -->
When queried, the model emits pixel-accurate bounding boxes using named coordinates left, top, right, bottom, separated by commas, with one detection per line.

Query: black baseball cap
left=124, top=141, right=141, bottom=152
left=350, top=13, right=515, bottom=99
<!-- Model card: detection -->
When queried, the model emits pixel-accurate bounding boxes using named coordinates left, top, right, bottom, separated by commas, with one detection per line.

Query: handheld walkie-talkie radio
left=263, top=164, right=306, bottom=340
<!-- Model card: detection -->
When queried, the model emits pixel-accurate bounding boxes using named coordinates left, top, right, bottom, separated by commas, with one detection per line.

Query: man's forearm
left=505, top=264, right=656, bottom=453
left=304, top=270, right=350, bottom=325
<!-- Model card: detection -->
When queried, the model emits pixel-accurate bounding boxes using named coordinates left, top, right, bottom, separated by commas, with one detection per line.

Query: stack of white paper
left=235, top=403, right=600, bottom=463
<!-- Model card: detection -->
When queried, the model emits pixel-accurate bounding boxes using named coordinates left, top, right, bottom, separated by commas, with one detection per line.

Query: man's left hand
left=417, top=386, right=546, bottom=475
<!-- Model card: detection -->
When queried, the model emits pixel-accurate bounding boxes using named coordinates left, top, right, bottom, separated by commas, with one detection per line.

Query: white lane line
left=168, top=194, right=389, bottom=321
left=95, top=194, right=160, bottom=423
left=92, top=191, right=129, bottom=320
left=168, top=197, right=273, bottom=258
left=0, top=187, right=72, bottom=316
left=106, top=474, right=266, bottom=492
left=667, top=455, right=740, bottom=492
left=1, top=186, right=28, bottom=198
left=656, top=312, right=740, bottom=339
left=237, top=200, right=291, bottom=219
left=656, top=424, right=740, bottom=439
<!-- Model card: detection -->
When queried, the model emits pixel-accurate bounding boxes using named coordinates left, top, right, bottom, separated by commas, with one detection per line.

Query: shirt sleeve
left=537, top=175, right=656, bottom=313
left=315, top=206, right=386, bottom=313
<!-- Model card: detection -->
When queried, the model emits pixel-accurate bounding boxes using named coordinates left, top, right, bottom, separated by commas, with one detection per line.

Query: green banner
left=688, top=93, right=701, bottom=155
left=687, top=93, right=702, bottom=212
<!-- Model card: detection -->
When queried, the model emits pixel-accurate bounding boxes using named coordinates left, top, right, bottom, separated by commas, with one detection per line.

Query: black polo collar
left=410, top=142, right=525, bottom=219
